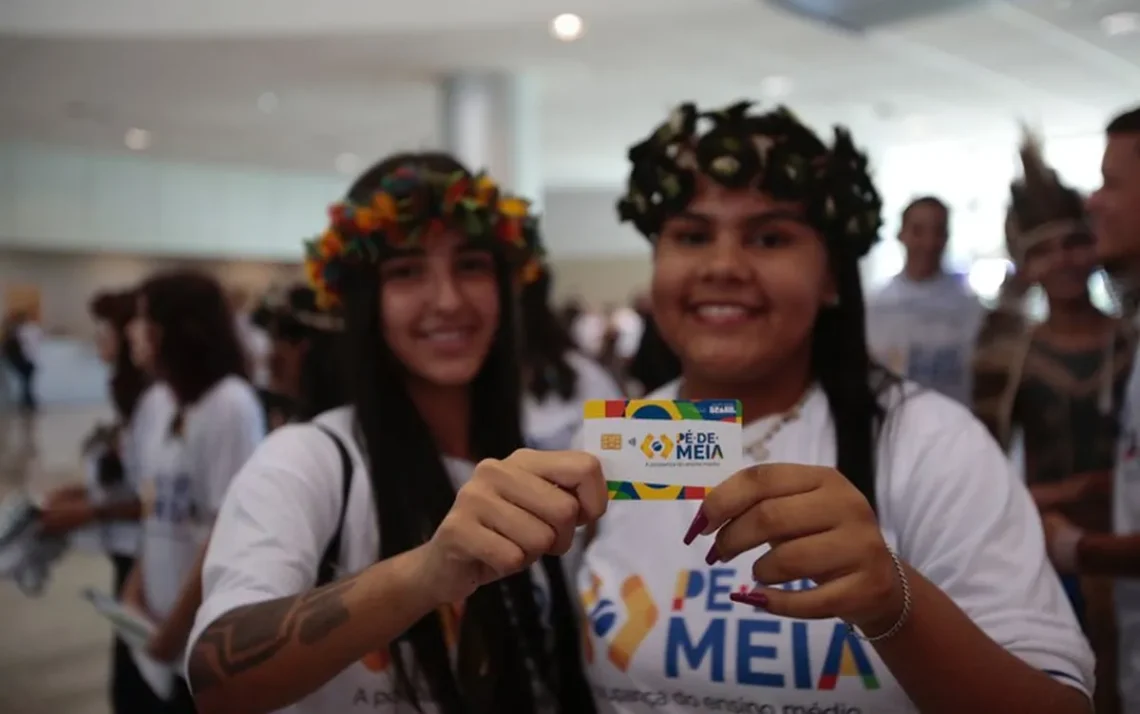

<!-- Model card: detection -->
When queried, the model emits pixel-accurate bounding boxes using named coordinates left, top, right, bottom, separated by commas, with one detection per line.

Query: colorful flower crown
left=304, top=164, right=544, bottom=308
left=617, top=101, right=883, bottom=258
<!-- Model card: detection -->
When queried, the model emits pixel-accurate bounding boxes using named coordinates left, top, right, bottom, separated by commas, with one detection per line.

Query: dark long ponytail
left=341, top=153, right=593, bottom=714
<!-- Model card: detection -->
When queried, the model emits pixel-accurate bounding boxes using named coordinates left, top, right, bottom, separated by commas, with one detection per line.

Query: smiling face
left=379, top=228, right=501, bottom=388
left=898, top=201, right=949, bottom=279
left=1022, top=230, right=1098, bottom=304
left=651, top=176, right=835, bottom=385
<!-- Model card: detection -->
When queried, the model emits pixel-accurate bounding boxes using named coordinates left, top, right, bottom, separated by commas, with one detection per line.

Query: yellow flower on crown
left=499, top=196, right=530, bottom=218
left=474, top=175, right=498, bottom=203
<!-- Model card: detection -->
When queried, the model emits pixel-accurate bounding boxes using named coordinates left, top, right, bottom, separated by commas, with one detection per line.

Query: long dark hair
left=340, top=152, right=592, bottom=714
left=89, top=289, right=149, bottom=422
left=812, top=247, right=893, bottom=509
left=140, top=270, right=248, bottom=406
left=520, top=268, right=578, bottom=401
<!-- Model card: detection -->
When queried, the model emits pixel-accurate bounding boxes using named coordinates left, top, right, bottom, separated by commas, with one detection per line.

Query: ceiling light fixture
left=257, top=92, right=280, bottom=114
left=335, top=152, right=361, bottom=175
left=1101, top=11, right=1139, bottom=36
left=550, top=13, right=585, bottom=41
left=124, top=128, right=151, bottom=151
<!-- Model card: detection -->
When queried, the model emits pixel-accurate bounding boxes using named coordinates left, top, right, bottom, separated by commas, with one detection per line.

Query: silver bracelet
left=848, top=545, right=912, bottom=642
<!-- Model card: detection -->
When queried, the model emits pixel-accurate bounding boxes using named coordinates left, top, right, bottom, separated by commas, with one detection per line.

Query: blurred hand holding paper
left=582, top=399, right=743, bottom=500
left=83, top=588, right=178, bottom=700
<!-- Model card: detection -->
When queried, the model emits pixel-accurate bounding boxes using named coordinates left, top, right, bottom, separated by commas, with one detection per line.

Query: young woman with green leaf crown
left=575, top=101, right=1093, bottom=714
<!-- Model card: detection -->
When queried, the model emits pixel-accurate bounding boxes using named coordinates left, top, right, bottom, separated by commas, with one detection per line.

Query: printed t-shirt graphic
left=865, top=273, right=983, bottom=406
left=579, top=382, right=1093, bottom=713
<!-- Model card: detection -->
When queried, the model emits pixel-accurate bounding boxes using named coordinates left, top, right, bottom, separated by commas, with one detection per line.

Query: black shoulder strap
left=315, top=423, right=353, bottom=587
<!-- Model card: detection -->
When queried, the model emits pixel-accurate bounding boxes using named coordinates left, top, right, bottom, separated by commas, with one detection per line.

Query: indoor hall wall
left=0, top=247, right=300, bottom=338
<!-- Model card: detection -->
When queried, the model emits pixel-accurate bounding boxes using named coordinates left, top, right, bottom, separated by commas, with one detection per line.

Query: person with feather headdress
left=971, top=128, right=1131, bottom=713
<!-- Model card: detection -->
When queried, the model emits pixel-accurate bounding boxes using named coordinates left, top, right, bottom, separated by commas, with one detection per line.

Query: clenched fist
left=421, top=449, right=607, bottom=603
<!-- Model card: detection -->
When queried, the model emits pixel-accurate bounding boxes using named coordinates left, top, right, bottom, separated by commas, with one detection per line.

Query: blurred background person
left=1042, top=104, right=1140, bottom=714
left=250, top=284, right=347, bottom=429
left=973, top=132, right=1131, bottom=714
left=625, top=311, right=681, bottom=396
left=120, top=270, right=264, bottom=711
left=519, top=263, right=623, bottom=450
left=35, top=288, right=174, bottom=714
left=228, top=286, right=272, bottom=391
left=2, top=309, right=43, bottom=414
left=866, top=196, right=984, bottom=404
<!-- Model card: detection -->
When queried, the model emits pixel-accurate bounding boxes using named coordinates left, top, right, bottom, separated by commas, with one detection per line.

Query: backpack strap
left=315, top=424, right=353, bottom=587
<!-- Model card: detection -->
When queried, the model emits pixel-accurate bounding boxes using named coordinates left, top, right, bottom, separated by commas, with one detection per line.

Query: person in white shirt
left=1044, top=104, right=1140, bottom=712
left=185, top=153, right=597, bottom=714
left=120, top=270, right=264, bottom=713
left=865, top=196, right=984, bottom=405
left=572, top=101, right=1089, bottom=713
left=520, top=264, right=624, bottom=450
left=38, top=288, right=171, bottom=714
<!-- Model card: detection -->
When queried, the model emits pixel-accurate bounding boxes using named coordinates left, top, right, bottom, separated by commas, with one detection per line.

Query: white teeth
left=424, top=330, right=468, bottom=343
left=695, top=305, right=749, bottom=320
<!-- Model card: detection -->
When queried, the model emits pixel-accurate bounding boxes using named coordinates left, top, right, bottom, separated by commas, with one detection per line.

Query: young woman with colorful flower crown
left=185, top=152, right=598, bottom=714
left=570, top=102, right=1092, bottom=713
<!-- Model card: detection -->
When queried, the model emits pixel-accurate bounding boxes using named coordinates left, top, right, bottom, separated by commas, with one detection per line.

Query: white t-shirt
left=75, top=384, right=176, bottom=557
left=188, top=407, right=555, bottom=714
left=524, top=352, right=624, bottom=452
left=580, top=380, right=1092, bottom=713
left=865, top=273, right=984, bottom=406
left=1113, top=349, right=1140, bottom=710
left=140, top=376, right=263, bottom=620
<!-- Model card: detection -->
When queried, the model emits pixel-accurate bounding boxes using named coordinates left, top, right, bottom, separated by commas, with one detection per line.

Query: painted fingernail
left=729, top=590, right=769, bottom=609
left=704, top=543, right=720, bottom=565
left=683, top=510, right=708, bottom=545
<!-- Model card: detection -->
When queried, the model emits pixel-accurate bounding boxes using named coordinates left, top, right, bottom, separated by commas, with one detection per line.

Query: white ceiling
left=0, top=0, right=1137, bottom=189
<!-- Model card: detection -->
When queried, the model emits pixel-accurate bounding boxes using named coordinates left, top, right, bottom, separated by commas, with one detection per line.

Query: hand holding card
left=421, top=448, right=608, bottom=605
left=582, top=399, right=743, bottom=500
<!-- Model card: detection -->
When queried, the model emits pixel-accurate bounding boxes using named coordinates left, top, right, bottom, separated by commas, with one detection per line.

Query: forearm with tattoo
left=187, top=549, right=438, bottom=714
left=189, top=578, right=357, bottom=693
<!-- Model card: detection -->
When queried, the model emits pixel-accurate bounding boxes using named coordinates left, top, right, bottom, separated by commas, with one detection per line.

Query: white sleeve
left=196, top=384, right=266, bottom=518
left=568, top=352, right=624, bottom=402
left=887, top=406, right=1094, bottom=695
left=187, top=424, right=343, bottom=672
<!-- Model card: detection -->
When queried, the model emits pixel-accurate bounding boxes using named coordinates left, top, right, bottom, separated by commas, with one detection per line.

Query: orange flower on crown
left=371, top=192, right=398, bottom=221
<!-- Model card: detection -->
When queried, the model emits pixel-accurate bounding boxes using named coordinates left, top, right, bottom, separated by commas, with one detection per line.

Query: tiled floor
left=1, top=406, right=117, bottom=714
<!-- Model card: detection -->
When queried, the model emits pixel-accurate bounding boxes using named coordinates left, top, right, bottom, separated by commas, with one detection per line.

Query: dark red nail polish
left=704, top=543, right=719, bottom=565
left=683, top=510, right=708, bottom=545
left=730, top=591, right=769, bottom=609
